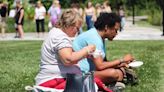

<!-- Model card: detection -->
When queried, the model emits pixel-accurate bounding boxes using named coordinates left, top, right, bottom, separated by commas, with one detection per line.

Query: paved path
left=0, top=33, right=47, bottom=41
left=0, top=19, right=164, bottom=41
left=115, top=21, right=164, bottom=40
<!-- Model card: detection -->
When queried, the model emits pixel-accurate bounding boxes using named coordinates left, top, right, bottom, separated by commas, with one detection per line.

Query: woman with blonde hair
left=102, top=1, right=112, bottom=13
left=48, top=0, right=61, bottom=27
left=84, top=1, right=96, bottom=30
left=34, top=1, right=46, bottom=37
left=95, top=3, right=102, bottom=17
left=15, top=0, right=24, bottom=38
left=35, top=9, right=95, bottom=90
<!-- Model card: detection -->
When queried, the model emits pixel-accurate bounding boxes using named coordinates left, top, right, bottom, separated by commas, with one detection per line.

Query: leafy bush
left=148, top=8, right=162, bottom=26
left=6, top=16, right=49, bottom=33
left=42, top=1, right=52, bottom=10
left=6, top=18, right=15, bottom=33
left=24, top=4, right=35, bottom=20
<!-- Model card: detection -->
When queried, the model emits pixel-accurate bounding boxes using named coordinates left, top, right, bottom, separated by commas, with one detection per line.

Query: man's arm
left=92, top=54, right=134, bottom=70
left=93, top=57, right=121, bottom=70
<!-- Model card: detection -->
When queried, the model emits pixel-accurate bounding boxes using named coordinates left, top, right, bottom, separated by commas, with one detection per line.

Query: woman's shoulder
left=42, top=6, right=46, bottom=9
left=50, top=28, right=68, bottom=38
left=50, top=27, right=62, bottom=33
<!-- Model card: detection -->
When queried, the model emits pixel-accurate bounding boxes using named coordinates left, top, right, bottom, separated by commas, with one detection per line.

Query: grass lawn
left=0, top=40, right=164, bottom=92
left=135, top=20, right=162, bottom=31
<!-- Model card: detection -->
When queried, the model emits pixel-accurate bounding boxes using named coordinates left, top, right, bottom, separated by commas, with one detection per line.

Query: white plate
left=128, top=61, right=143, bottom=68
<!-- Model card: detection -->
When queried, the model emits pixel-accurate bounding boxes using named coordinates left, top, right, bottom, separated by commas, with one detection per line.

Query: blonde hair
left=37, top=1, right=42, bottom=6
left=37, top=1, right=41, bottom=4
left=53, top=0, right=59, bottom=4
left=56, top=9, right=83, bottom=29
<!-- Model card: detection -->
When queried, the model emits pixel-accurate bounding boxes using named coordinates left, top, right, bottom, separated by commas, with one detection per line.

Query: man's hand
left=118, top=63, right=130, bottom=68
left=123, top=54, right=134, bottom=64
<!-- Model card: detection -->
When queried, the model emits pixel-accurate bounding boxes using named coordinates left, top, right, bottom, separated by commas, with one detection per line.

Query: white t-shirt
left=35, top=28, right=81, bottom=85
left=35, top=6, right=46, bottom=20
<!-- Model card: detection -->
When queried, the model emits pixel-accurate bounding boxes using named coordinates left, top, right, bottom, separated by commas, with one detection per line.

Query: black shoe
left=14, top=36, right=20, bottom=38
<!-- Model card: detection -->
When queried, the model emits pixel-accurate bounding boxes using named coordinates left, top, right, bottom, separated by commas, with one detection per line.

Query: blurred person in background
left=84, top=1, right=96, bottom=30
left=71, top=3, right=83, bottom=34
left=35, top=1, right=46, bottom=37
left=95, top=3, right=102, bottom=17
left=48, top=0, right=61, bottom=29
left=102, top=1, right=112, bottom=13
left=15, top=0, right=24, bottom=38
left=0, top=1, right=8, bottom=38
left=118, top=6, right=125, bottom=32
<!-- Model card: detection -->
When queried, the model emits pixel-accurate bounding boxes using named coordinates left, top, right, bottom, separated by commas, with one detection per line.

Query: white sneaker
left=108, top=82, right=125, bottom=92
left=115, top=82, right=126, bottom=89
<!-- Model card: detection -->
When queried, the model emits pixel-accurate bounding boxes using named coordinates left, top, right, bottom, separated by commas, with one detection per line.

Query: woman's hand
left=85, top=44, right=96, bottom=54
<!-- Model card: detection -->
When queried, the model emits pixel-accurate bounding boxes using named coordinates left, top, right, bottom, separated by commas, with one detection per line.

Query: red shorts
left=39, top=78, right=66, bottom=89
left=39, top=77, right=112, bottom=92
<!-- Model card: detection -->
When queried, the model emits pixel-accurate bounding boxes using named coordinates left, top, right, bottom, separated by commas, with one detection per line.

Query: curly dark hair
left=94, top=12, right=121, bottom=31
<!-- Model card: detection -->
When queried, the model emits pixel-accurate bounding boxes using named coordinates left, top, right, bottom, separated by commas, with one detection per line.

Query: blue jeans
left=86, top=15, right=94, bottom=30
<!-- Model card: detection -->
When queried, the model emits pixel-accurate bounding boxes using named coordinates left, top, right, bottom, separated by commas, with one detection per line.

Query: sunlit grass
left=0, top=40, right=163, bottom=92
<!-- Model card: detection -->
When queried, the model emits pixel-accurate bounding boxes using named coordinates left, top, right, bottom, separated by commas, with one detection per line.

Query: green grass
left=0, top=41, right=42, bottom=92
left=106, top=41, right=164, bottom=92
left=0, top=40, right=164, bottom=92
left=135, top=20, right=162, bottom=30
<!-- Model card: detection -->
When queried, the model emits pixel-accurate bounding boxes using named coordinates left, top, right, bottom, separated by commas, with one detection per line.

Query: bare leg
left=94, top=68, right=124, bottom=84
left=1, top=26, right=5, bottom=37
left=1, top=22, right=6, bottom=38
left=17, top=25, right=24, bottom=38
left=1, top=27, right=5, bottom=37
left=41, top=32, right=44, bottom=38
left=37, top=32, right=40, bottom=38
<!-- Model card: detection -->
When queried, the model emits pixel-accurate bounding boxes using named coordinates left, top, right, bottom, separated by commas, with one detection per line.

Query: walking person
left=84, top=1, right=96, bottom=30
left=14, top=0, right=24, bottom=39
left=0, top=1, right=8, bottom=38
left=71, top=3, right=83, bottom=34
left=48, top=0, right=61, bottom=29
left=95, top=3, right=102, bottom=17
left=102, top=1, right=112, bottom=13
left=35, top=1, right=46, bottom=37
left=119, top=6, right=126, bottom=32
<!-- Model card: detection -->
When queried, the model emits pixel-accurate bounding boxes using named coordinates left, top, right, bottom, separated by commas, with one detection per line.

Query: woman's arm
left=43, top=6, right=46, bottom=17
left=58, top=45, right=95, bottom=66
left=18, top=8, right=24, bottom=24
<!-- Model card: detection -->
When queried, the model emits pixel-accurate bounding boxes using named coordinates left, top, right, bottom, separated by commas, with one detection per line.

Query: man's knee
left=108, top=69, right=119, bottom=79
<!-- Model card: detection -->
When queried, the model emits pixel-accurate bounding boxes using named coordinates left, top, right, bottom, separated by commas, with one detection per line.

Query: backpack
left=123, top=68, right=138, bottom=85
